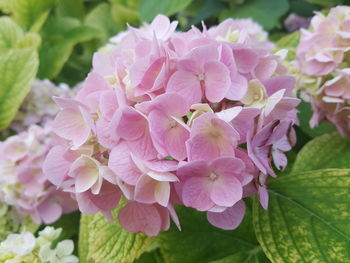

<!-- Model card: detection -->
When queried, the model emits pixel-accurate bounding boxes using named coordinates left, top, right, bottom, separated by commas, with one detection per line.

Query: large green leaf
left=140, top=0, right=193, bottom=22
left=219, top=0, right=289, bottom=30
left=292, top=132, right=350, bottom=173
left=8, top=0, right=57, bottom=29
left=0, top=16, right=23, bottom=53
left=253, top=169, right=350, bottom=263
left=79, top=204, right=154, bottom=263
left=110, top=0, right=140, bottom=30
left=158, top=203, right=269, bottom=263
left=305, top=0, right=342, bottom=7
left=0, top=48, right=38, bottom=130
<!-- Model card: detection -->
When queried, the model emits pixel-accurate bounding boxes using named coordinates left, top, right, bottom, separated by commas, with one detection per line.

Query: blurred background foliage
left=0, top=0, right=349, bottom=129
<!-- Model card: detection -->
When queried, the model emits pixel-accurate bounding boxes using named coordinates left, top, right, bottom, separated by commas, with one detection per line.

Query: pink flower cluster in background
left=0, top=125, right=77, bottom=224
left=296, top=6, right=350, bottom=135
left=44, top=15, right=300, bottom=236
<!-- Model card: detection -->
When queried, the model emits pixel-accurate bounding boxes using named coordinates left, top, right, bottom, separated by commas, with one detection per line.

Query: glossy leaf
left=292, top=132, right=350, bottom=173
left=254, top=169, right=350, bottom=263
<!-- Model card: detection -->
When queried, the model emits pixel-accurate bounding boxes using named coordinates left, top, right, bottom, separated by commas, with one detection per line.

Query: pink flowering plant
left=43, top=14, right=299, bottom=237
left=1, top=1, right=350, bottom=262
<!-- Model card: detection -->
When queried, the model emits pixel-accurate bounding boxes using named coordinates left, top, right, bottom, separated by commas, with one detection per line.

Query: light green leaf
left=15, top=32, right=41, bottom=50
left=85, top=3, right=118, bottom=41
left=158, top=203, right=269, bottom=263
left=9, top=0, right=57, bottom=29
left=275, top=31, right=300, bottom=61
left=253, top=169, right=350, bottom=263
left=140, top=0, right=193, bottom=22
left=79, top=204, right=154, bottom=263
left=110, top=0, right=140, bottom=30
left=0, top=48, right=38, bottom=130
left=0, top=16, right=24, bottom=54
left=292, top=132, right=350, bottom=173
left=57, top=0, right=85, bottom=20
left=219, top=0, right=289, bottom=30
left=297, top=101, right=335, bottom=138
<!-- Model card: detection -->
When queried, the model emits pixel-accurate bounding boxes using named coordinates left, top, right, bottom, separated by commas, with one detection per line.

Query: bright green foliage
left=79, top=203, right=154, bottom=263
left=140, top=0, right=193, bottom=21
left=275, top=31, right=300, bottom=61
left=6, top=0, right=57, bottom=30
left=292, top=132, right=350, bottom=172
left=158, top=204, right=269, bottom=263
left=110, top=0, right=141, bottom=30
left=0, top=17, right=39, bottom=130
left=219, top=0, right=289, bottom=30
left=253, top=169, right=350, bottom=263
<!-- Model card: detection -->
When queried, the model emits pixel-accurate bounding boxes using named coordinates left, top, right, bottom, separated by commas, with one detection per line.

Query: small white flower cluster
left=0, top=227, right=78, bottom=263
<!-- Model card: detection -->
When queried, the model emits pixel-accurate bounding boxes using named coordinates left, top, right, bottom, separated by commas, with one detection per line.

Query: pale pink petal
left=37, top=199, right=62, bottom=224
left=233, top=48, right=259, bottom=73
left=118, top=202, right=162, bottom=236
left=167, top=70, right=202, bottom=106
left=155, top=182, right=170, bottom=207
left=135, top=175, right=156, bottom=204
left=182, top=176, right=214, bottom=211
left=207, top=200, right=246, bottom=230
left=210, top=175, right=242, bottom=207
left=204, top=61, right=231, bottom=102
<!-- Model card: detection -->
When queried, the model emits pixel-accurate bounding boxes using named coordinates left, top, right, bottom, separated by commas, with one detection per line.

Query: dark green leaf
left=219, top=0, right=289, bottom=30
left=140, top=0, right=193, bottom=22
left=254, top=169, right=350, bottom=263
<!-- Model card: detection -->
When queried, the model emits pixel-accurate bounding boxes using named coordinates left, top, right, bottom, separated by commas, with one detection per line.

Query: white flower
left=37, top=226, right=62, bottom=246
left=0, top=232, right=36, bottom=256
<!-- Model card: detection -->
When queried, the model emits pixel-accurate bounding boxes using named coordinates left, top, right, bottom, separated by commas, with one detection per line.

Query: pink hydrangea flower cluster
left=296, top=6, right=350, bottom=135
left=0, top=125, right=77, bottom=224
left=44, top=15, right=300, bottom=236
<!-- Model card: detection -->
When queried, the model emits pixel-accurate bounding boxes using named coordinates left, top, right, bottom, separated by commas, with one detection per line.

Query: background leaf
left=254, top=169, right=350, bottom=263
left=219, top=0, right=289, bottom=30
left=140, top=0, right=193, bottom=22
left=79, top=202, right=154, bottom=263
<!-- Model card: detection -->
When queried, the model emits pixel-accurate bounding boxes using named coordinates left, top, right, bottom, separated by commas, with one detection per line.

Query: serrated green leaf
left=0, top=48, right=38, bottom=130
left=140, top=0, right=193, bottom=22
left=158, top=203, right=268, bottom=263
left=9, top=0, right=57, bottom=29
left=292, top=132, right=350, bottom=173
left=0, top=16, right=24, bottom=54
left=253, top=169, right=350, bottom=263
left=219, top=0, right=289, bottom=30
left=79, top=203, right=154, bottom=263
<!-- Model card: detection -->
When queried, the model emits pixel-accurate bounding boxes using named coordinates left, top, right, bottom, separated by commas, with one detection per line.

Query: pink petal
left=37, top=199, right=62, bottom=224
left=204, top=61, right=231, bottom=102
left=177, top=160, right=209, bottom=178
left=225, top=73, right=248, bottom=101
left=210, top=175, right=242, bottom=207
left=155, top=182, right=170, bottom=207
left=135, top=175, right=156, bottom=204
left=233, top=48, right=259, bottom=73
left=182, top=176, right=214, bottom=211
left=118, top=202, right=162, bottom=236
left=167, top=70, right=202, bottom=106
left=207, top=200, right=246, bottom=230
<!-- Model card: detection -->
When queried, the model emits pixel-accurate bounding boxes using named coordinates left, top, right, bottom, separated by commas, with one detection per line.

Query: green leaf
left=15, top=32, right=41, bottom=50
left=253, top=169, right=350, bottom=263
left=79, top=203, right=154, bottom=263
left=275, top=31, right=300, bottom=61
left=38, top=24, right=102, bottom=79
left=140, top=0, right=193, bottom=22
left=158, top=203, right=268, bottom=263
left=305, top=0, right=342, bottom=7
left=219, top=0, right=289, bottom=30
left=292, top=132, right=350, bottom=173
left=85, top=3, right=118, bottom=41
left=297, top=101, right=335, bottom=138
left=0, top=16, right=24, bottom=54
left=57, top=0, right=85, bottom=20
left=0, top=48, right=38, bottom=130
left=9, top=0, right=57, bottom=29
left=51, top=212, right=80, bottom=241
left=110, top=0, right=141, bottom=30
